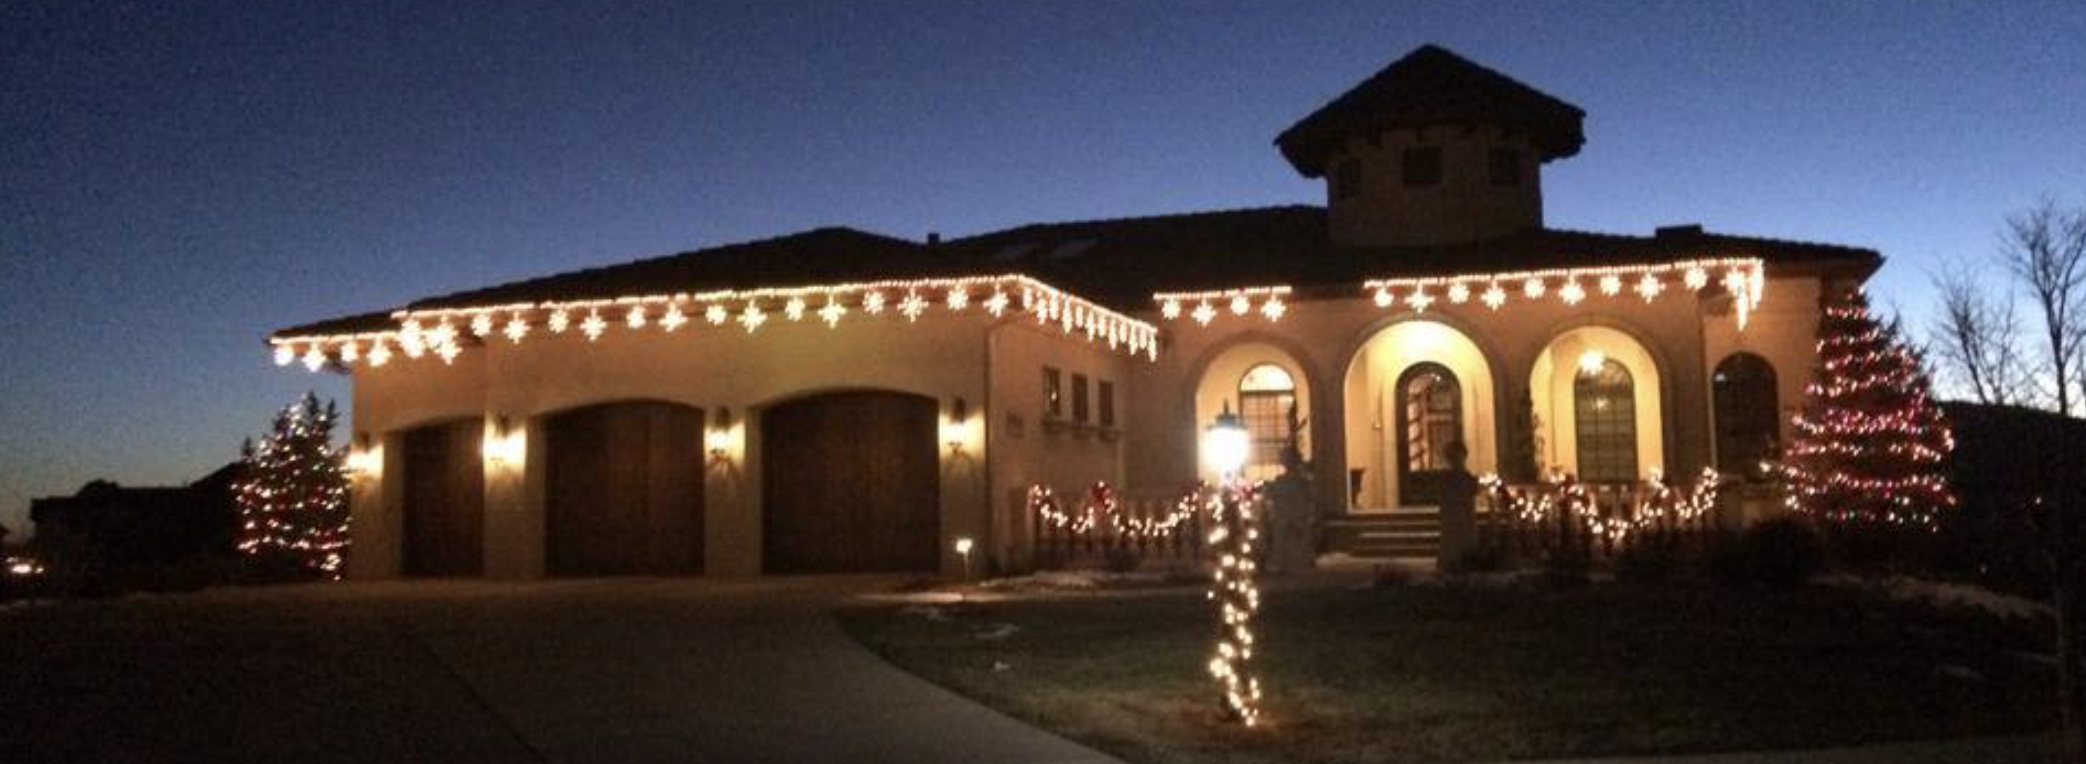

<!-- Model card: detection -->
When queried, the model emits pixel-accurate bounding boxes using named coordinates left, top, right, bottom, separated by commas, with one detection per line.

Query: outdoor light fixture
left=1577, top=349, right=1608, bottom=377
left=485, top=415, right=525, bottom=467
left=708, top=408, right=735, bottom=461
left=345, top=432, right=381, bottom=476
left=954, top=536, right=975, bottom=581
left=1203, top=402, right=1250, bottom=478
left=944, top=397, right=970, bottom=454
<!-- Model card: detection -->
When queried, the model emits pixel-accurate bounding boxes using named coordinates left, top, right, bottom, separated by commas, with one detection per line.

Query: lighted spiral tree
left=234, top=392, right=352, bottom=579
left=1783, top=289, right=1956, bottom=527
left=1202, top=405, right=1264, bottom=726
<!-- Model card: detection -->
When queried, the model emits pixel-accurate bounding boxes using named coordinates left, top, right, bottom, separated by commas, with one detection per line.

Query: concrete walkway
left=1496, top=733, right=2060, bottom=764
left=1, top=577, right=1123, bottom=764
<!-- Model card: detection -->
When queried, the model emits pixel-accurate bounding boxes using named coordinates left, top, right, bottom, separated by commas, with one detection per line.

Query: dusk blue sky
left=3, top=1, right=2083, bottom=534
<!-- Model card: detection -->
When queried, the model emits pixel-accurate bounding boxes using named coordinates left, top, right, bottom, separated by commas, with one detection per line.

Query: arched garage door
left=544, top=402, right=705, bottom=576
left=401, top=419, right=484, bottom=577
left=761, top=391, right=940, bottom=574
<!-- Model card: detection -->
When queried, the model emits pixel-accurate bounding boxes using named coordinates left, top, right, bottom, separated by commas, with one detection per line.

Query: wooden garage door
left=762, top=391, right=939, bottom=574
left=545, top=402, right=704, bottom=576
left=402, top=419, right=485, bottom=577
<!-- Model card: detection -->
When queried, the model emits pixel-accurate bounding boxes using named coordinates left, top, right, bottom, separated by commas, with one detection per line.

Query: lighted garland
left=1026, top=482, right=1200, bottom=539
left=233, top=393, right=352, bottom=579
left=1479, top=467, right=1722, bottom=545
left=1780, top=290, right=1955, bottom=528
left=272, top=275, right=1161, bottom=372
left=1201, top=477, right=1264, bottom=726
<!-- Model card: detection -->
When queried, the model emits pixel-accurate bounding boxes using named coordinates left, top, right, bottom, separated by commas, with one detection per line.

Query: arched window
left=1714, top=353, right=1779, bottom=474
left=1396, top=363, right=1462, bottom=505
left=1238, top=364, right=1298, bottom=482
left=1574, top=359, right=1638, bottom=483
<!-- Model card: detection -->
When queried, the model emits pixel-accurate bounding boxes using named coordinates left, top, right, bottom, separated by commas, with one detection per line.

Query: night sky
left=3, top=1, right=2083, bottom=533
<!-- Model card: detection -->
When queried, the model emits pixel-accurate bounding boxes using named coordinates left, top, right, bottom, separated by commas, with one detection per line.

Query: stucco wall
left=985, top=320, right=1140, bottom=571
left=1325, top=125, right=1544, bottom=247
left=347, top=313, right=999, bottom=579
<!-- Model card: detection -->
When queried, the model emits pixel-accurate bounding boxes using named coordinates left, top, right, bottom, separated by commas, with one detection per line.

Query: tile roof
left=1275, top=44, right=1587, bottom=177
left=274, top=206, right=1879, bottom=339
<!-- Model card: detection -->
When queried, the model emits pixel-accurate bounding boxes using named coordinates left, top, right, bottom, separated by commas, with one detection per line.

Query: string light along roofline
left=270, top=273, right=1162, bottom=372
left=1152, top=256, right=1769, bottom=329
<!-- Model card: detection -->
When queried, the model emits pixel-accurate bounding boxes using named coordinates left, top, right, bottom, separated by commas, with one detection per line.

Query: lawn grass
left=837, top=581, right=2055, bottom=764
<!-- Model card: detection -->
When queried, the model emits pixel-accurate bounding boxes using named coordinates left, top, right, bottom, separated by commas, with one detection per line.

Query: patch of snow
left=1825, top=574, right=2052, bottom=621
left=1936, top=664, right=1986, bottom=682
left=898, top=604, right=951, bottom=622
left=975, top=622, right=1020, bottom=641
left=973, top=570, right=1167, bottom=592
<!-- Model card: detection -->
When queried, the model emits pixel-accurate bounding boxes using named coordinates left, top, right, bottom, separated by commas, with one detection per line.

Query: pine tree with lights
left=1783, top=289, right=1956, bottom=528
left=234, top=392, right=351, bottom=579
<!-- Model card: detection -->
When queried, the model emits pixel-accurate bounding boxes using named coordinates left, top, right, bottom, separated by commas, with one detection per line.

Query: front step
left=1325, top=509, right=1444, bottom=560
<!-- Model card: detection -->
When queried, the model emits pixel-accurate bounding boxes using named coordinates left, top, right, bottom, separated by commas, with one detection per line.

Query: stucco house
left=271, top=45, right=1877, bottom=579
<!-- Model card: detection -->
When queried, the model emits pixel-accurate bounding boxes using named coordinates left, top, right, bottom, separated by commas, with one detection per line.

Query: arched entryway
left=1342, top=319, right=1498, bottom=509
left=1713, top=352, right=1779, bottom=474
left=543, top=401, right=705, bottom=576
left=400, top=418, right=485, bottom=577
left=1396, top=362, right=1464, bottom=505
left=761, top=390, right=939, bottom=574
left=1192, top=341, right=1314, bottom=484
left=1530, top=325, right=1666, bottom=482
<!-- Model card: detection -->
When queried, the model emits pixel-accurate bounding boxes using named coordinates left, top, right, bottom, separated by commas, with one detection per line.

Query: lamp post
left=1202, top=403, right=1263, bottom=726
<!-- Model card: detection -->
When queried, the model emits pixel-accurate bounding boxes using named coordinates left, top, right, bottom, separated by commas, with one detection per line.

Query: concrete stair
left=1324, top=509, right=1441, bottom=560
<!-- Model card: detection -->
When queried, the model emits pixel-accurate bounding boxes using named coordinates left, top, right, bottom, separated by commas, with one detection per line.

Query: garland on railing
left=1026, top=482, right=1201, bottom=539
left=1478, top=467, right=1722, bottom=545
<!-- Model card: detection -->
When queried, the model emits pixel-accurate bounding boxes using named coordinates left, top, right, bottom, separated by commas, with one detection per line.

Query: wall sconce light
left=943, top=397, right=970, bottom=454
left=485, top=415, right=525, bottom=467
left=345, top=431, right=381, bottom=476
left=708, top=407, right=735, bottom=461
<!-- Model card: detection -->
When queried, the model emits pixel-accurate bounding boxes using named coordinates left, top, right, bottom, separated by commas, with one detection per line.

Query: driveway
left=1, top=578, right=1123, bottom=764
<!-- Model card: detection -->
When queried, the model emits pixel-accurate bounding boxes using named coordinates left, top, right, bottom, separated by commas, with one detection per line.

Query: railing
left=1476, top=468, right=1724, bottom=563
left=1028, top=483, right=1209, bottom=569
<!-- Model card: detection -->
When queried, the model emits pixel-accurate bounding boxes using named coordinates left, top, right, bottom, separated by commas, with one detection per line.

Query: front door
left=1395, top=363, right=1462, bottom=507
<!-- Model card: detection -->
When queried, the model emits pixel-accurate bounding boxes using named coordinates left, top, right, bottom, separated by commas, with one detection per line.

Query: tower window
left=1402, top=147, right=1442, bottom=187
left=1489, top=148, right=1521, bottom=186
left=1334, top=159, right=1363, bottom=200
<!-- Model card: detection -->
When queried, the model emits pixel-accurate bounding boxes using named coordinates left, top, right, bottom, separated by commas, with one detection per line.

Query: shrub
left=1710, top=516, right=1825, bottom=589
left=1614, top=534, right=1684, bottom=584
left=1541, top=546, right=1591, bottom=588
left=1449, top=544, right=1511, bottom=575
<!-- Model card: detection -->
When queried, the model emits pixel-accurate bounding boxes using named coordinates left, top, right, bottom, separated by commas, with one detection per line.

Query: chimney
left=1655, top=224, right=1704, bottom=239
left=925, top=232, right=942, bottom=246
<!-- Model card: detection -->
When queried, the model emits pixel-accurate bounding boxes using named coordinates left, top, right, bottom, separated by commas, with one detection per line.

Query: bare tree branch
left=2001, top=197, right=2086, bottom=416
left=1928, top=258, right=2031, bottom=406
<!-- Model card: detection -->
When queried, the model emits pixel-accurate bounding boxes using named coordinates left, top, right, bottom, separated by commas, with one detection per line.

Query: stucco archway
left=1342, top=319, right=1498, bottom=509
left=1529, top=326, right=1666, bottom=481
left=1192, top=341, right=1315, bottom=483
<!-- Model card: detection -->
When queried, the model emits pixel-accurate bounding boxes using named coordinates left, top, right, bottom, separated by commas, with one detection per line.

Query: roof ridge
left=951, top=204, right=1323, bottom=241
left=402, top=225, right=920, bottom=310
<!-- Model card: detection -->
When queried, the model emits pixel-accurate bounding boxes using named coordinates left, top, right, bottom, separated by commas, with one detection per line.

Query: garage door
left=761, top=391, right=939, bottom=574
left=401, top=419, right=485, bottom=577
left=544, top=402, right=705, bottom=576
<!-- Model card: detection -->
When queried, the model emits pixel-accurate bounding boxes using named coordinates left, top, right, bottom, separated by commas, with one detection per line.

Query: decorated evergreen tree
left=234, top=393, right=351, bottom=579
left=1783, top=289, right=1956, bottom=527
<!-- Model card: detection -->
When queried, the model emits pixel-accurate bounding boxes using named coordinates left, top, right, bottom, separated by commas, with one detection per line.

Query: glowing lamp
left=943, top=398, right=970, bottom=454
left=708, top=408, right=736, bottom=460
left=1203, top=403, right=1250, bottom=477
left=1577, top=349, right=1608, bottom=377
